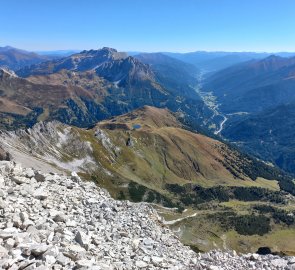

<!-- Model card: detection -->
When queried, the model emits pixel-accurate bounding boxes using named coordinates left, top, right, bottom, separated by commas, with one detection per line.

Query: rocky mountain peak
left=101, top=47, right=119, bottom=53
left=94, top=55, right=155, bottom=83
left=77, top=47, right=127, bottom=62
left=123, top=56, right=154, bottom=76
left=17, top=47, right=128, bottom=77
left=264, top=54, right=283, bottom=61
left=249, top=55, right=295, bottom=71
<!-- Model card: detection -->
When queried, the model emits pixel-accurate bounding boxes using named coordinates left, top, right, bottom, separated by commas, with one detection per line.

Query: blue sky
left=1, top=0, right=295, bottom=52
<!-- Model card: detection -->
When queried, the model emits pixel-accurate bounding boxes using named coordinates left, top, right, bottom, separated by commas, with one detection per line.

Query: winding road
left=194, top=72, right=228, bottom=135
left=214, top=115, right=228, bottom=135
left=162, top=212, right=198, bottom=225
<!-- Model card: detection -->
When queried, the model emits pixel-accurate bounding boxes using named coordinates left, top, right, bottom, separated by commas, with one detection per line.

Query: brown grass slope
left=88, top=106, right=278, bottom=194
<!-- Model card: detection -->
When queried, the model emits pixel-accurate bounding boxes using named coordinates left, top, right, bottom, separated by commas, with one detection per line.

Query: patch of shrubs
left=128, top=182, right=176, bottom=208
left=233, top=187, right=284, bottom=203
left=253, top=204, right=275, bottom=213
left=222, top=143, right=293, bottom=184
left=128, top=182, right=147, bottom=202
left=166, top=184, right=186, bottom=194
left=0, top=108, right=43, bottom=131
left=166, top=184, right=285, bottom=205
left=208, top=212, right=271, bottom=236
left=279, top=180, right=295, bottom=196
left=254, top=205, right=295, bottom=226
left=232, top=215, right=271, bottom=236
left=207, top=211, right=237, bottom=229
left=273, top=211, right=295, bottom=225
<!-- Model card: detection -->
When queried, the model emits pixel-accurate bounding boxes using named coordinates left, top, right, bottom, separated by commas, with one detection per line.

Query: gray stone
left=135, top=260, right=148, bottom=268
left=35, top=172, right=46, bottom=182
left=132, top=238, right=140, bottom=250
left=34, top=189, right=48, bottom=200
left=71, top=172, right=81, bottom=182
left=25, top=168, right=35, bottom=178
left=75, top=230, right=90, bottom=248
left=19, top=212, right=29, bottom=222
left=44, top=255, right=56, bottom=265
left=30, top=244, right=49, bottom=256
left=65, top=220, right=76, bottom=227
left=52, top=212, right=67, bottom=223
left=0, top=199, right=6, bottom=209
left=151, top=256, right=163, bottom=266
left=76, top=259, right=95, bottom=268
left=271, top=258, right=288, bottom=268
left=56, top=253, right=69, bottom=266
left=5, top=238, right=15, bottom=249
left=11, top=176, right=27, bottom=185
left=0, top=245, right=8, bottom=258
left=22, top=219, right=35, bottom=229
left=7, top=187, right=13, bottom=194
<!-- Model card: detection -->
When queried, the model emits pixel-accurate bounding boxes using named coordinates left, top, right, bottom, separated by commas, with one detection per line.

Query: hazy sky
left=1, top=0, right=295, bottom=52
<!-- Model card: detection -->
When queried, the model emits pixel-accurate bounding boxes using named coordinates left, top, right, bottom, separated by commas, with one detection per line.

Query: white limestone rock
left=0, top=161, right=293, bottom=270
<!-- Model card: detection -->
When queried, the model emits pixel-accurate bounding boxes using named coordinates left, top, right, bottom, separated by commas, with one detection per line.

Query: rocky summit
left=0, top=161, right=294, bottom=269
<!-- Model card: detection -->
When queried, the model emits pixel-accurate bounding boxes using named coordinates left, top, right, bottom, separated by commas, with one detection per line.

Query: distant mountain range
left=0, top=46, right=55, bottom=70
left=2, top=45, right=295, bottom=72
left=0, top=47, right=210, bottom=131
left=163, top=51, right=295, bottom=72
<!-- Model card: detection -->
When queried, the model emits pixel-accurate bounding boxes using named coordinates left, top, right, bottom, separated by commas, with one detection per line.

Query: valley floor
left=194, top=74, right=228, bottom=135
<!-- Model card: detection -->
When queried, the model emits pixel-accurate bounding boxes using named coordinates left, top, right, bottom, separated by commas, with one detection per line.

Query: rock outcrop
left=0, top=161, right=294, bottom=269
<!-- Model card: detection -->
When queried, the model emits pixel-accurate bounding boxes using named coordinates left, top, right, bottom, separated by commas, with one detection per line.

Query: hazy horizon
left=2, top=45, right=295, bottom=55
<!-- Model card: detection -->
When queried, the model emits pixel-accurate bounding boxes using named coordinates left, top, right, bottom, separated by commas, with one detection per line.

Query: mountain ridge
left=16, top=47, right=128, bottom=77
left=0, top=46, right=55, bottom=70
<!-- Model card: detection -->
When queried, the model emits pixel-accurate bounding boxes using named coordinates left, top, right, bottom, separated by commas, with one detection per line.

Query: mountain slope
left=1, top=106, right=295, bottom=254
left=0, top=46, right=52, bottom=70
left=203, top=55, right=295, bottom=113
left=223, top=103, right=295, bottom=174
left=0, top=68, right=112, bottom=129
left=1, top=106, right=288, bottom=193
left=134, top=53, right=200, bottom=98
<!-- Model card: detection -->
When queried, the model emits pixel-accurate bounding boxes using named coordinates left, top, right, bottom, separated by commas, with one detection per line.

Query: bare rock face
left=0, top=161, right=294, bottom=269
